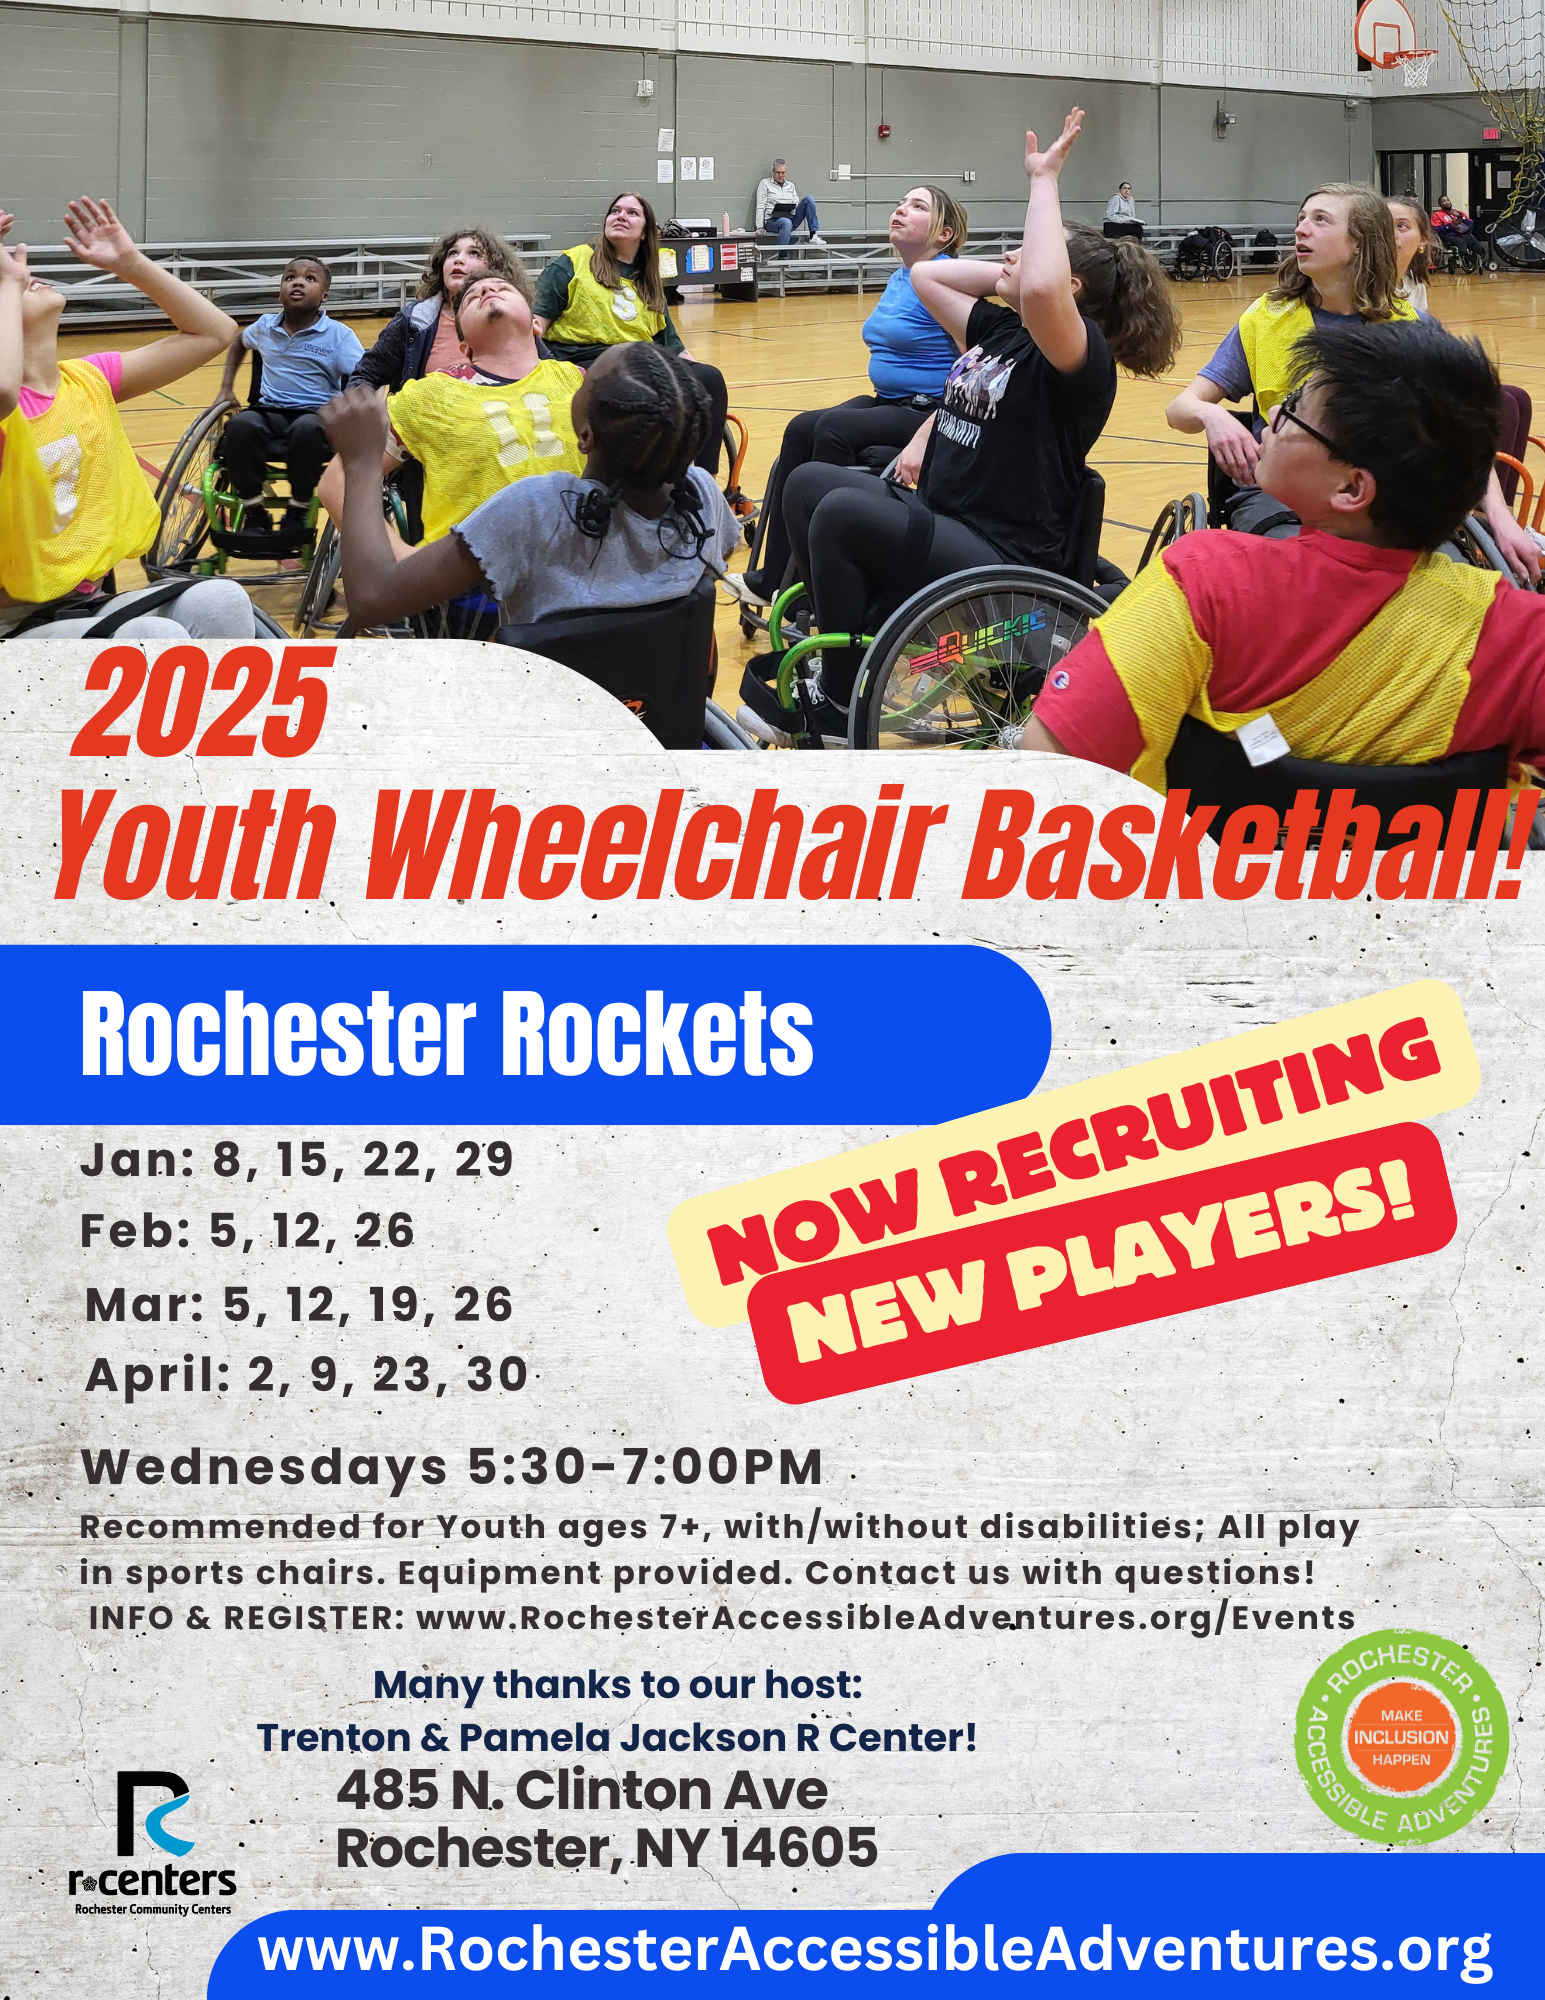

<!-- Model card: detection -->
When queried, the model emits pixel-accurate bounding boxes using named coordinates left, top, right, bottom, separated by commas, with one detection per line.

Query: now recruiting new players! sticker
left=1295, top=1628, right=1507, bottom=1844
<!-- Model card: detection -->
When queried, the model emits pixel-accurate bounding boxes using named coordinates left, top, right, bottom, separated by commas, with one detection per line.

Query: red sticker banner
left=746, top=1122, right=1454, bottom=1404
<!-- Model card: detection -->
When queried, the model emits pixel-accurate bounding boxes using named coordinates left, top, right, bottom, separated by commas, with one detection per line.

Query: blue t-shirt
left=862, top=259, right=960, bottom=400
left=242, top=311, right=365, bottom=409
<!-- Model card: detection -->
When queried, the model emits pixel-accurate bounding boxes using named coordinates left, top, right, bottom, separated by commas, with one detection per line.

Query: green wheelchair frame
left=763, top=568, right=1108, bottom=750
left=188, top=462, right=323, bottom=578
left=762, top=581, right=874, bottom=747
left=148, top=393, right=326, bottom=588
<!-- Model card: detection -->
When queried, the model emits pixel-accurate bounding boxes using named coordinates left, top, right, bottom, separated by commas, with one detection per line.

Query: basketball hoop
left=1386, top=46, right=1437, bottom=84
left=1355, top=0, right=1438, bottom=81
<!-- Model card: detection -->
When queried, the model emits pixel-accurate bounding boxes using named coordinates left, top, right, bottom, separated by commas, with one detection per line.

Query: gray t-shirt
left=456, top=467, right=740, bottom=628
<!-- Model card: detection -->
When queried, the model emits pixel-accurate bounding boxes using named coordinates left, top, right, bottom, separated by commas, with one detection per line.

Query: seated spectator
left=738, top=109, right=1180, bottom=745
left=1023, top=319, right=1545, bottom=789
left=532, top=192, right=729, bottom=474
left=214, top=256, right=362, bottom=545
left=319, top=345, right=739, bottom=631
left=1104, top=184, right=1143, bottom=241
left=1431, top=196, right=1473, bottom=243
left=0, top=197, right=252, bottom=644
left=351, top=227, right=528, bottom=393
left=754, top=161, right=826, bottom=248
left=318, top=272, right=584, bottom=554
left=735, top=184, right=967, bottom=605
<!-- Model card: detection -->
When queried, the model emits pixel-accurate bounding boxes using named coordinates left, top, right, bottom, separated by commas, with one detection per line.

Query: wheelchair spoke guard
left=848, top=565, right=1108, bottom=749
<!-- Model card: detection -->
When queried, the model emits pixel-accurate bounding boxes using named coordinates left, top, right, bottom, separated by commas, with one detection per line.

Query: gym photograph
left=5, top=0, right=1545, bottom=805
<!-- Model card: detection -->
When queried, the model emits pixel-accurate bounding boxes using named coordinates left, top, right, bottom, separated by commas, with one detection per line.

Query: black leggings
left=782, top=462, right=1002, bottom=705
left=755, top=396, right=934, bottom=592
left=686, top=361, right=730, bottom=476
left=217, top=406, right=332, bottom=503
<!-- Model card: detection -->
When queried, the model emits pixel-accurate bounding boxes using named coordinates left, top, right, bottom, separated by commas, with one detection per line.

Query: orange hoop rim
left=1379, top=47, right=1436, bottom=84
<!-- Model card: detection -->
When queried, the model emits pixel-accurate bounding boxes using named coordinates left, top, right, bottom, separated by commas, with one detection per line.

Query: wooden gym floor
left=75, top=266, right=1545, bottom=701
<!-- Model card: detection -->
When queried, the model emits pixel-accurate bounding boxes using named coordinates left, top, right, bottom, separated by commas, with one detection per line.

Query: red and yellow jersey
left=1035, top=528, right=1545, bottom=792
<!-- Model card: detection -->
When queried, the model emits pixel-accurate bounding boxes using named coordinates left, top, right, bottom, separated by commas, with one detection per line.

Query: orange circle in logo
left=1344, top=1679, right=1460, bottom=1794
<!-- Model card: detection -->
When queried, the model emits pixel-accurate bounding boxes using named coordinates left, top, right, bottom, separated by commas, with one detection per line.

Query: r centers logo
left=1295, top=1627, right=1507, bottom=1844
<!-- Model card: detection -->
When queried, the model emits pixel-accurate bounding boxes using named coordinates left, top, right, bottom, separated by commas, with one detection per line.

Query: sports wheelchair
left=498, top=573, right=753, bottom=750
left=744, top=469, right=1120, bottom=749
left=1434, top=233, right=1488, bottom=277
left=146, top=354, right=326, bottom=588
left=1164, top=717, right=1521, bottom=848
left=1170, top=227, right=1237, bottom=284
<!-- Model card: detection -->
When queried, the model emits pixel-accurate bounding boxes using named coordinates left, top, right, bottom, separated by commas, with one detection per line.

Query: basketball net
left=1389, top=47, right=1436, bottom=84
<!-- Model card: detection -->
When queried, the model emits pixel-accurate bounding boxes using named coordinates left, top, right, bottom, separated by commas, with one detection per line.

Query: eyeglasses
left=1270, top=385, right=1346, bottom=460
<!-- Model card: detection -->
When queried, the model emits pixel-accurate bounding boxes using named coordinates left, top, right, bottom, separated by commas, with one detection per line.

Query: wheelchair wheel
left=294, top=518, right=344, bottom=636
left=1454, top=514, right=1527, bottom=586
left=1137, top=492, right=1205, bottom=572
left=1211, top=237, right=1236, bottom=281
left=145, top=399, right=233, bottom=578
left=848, top=565, right=1108, bottom=750
left=1139, top=500, right=1183, bottom=571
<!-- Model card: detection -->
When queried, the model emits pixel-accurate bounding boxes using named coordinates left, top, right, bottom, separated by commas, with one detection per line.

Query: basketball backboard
left=1354, top=0, right=1424, bottom=63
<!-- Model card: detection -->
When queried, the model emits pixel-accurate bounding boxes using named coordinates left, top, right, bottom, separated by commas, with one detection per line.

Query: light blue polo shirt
left=242, top=311, right=364, bottom=408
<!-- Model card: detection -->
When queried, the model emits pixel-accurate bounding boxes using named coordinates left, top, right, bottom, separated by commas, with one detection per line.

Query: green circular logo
left=1295, top=1627, right=1507, bottom=1845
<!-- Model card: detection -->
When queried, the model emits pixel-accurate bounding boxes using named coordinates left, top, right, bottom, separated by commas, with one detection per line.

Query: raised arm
left=216, top=329, right=246, bottom=404
left=318, top=386, right=485, bottom=626
left=1004, top=110, right=1088, bottom=375
left=315, top=435, right=410, bottom=565
left=1166, top=374, right=1261, bottom=483
left=62, top=199, right=238, bottom=402
left=0, top=213, right=24, bottom=422
left=910, top=258, right=1005, bottom=349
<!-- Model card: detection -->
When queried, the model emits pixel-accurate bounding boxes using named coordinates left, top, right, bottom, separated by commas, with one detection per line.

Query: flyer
left=2, top=635, right=1540, bottom=1996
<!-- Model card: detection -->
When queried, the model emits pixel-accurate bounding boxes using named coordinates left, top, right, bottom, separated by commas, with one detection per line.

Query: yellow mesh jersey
left=0, top=360, right=160, bottom=603
left=546, top=245, right=666, bottom=349
left=1236, top=293, right=1418, bottom=417
left=387, top=361, right=584, bottom=545
left=1095, top=553, right=1498, bottom=794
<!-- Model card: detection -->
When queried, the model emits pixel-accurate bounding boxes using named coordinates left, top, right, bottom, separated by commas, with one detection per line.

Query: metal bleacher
left=45, top=221, right=1287, bottom=325
left=42, top=233, right=550, bottom=328
left=718, top=221, right=1285, bottom=296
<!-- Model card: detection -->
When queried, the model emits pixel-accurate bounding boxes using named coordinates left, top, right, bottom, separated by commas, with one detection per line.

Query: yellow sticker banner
left=668, top=979, right=1479, bottom=1326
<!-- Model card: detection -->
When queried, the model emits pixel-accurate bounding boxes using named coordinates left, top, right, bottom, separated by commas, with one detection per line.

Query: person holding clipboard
left=755, top=160, right=827, bottom=246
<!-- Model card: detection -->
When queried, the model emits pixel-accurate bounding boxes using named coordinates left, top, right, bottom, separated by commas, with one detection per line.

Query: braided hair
left=569, top=347, right=718, bottom=561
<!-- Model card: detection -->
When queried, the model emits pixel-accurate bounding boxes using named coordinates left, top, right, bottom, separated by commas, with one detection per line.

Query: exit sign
left=1484, top=127, right=1501, bottom=139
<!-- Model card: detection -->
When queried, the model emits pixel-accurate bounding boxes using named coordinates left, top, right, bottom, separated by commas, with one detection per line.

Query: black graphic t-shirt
left=919, top=298, right=1117, bottom=568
